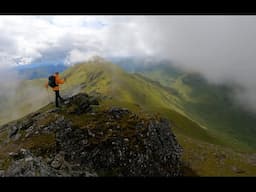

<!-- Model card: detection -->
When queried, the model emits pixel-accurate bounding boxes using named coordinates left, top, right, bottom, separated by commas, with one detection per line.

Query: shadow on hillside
left=182, top=165, right=198, bottom=176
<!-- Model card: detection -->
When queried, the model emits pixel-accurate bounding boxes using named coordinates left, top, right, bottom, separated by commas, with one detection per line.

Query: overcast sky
left=1, top=15, right=256, bottom=112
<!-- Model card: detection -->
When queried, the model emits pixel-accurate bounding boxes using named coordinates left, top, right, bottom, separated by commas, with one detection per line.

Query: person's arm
left=56, top=76, right=65, bottom=84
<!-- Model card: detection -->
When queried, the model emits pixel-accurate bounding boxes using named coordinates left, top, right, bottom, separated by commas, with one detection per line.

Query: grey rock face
left=55, top=105, right=183, bottom=176
left=9, top=126, right=19, bottom=138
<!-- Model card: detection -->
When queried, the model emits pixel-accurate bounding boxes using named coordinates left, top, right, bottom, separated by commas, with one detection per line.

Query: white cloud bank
left=1, top=16, right=256, bottom=111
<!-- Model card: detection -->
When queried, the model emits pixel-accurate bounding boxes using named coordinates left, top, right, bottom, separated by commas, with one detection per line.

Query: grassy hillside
left=2, top=60, right=255, bottom=153
left=178, top=133, right=256, bottom=176
left=0, top=78, right=50, bottom=126
left=60, top=61, right=252, bottom=150
left=2, top=60, right=256, bottom=175
left=60, top=61, right=214, bottom=139
left=137, top=64, right=256, bottom=151
left=1, top=59, right=256, bottom=175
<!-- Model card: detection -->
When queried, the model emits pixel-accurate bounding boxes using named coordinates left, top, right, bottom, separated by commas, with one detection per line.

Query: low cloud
left=1, top=16, right=256, bottom=112
left=0, top=67, right=49, bottom=125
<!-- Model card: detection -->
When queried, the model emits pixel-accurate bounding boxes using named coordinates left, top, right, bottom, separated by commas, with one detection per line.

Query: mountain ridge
left=1, top=58, right=256, bottom=176
left=0, top=93, right=183, bottom=176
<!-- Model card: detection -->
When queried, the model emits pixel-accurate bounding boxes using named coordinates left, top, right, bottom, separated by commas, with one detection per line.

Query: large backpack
left=48, top=75, right=57, bottom=88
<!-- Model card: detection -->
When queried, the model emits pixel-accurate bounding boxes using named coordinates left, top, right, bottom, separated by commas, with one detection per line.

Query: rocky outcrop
left=0, top=93, right=183, bottom=176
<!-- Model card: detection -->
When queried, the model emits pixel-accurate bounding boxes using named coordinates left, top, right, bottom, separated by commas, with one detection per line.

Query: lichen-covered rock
left=0, top=93, right=183, bottom=177
left=55, top=105, right=183, bottom=176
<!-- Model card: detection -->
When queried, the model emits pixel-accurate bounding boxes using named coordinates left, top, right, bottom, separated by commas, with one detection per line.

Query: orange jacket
left=45, top=74, right=65, bottom=91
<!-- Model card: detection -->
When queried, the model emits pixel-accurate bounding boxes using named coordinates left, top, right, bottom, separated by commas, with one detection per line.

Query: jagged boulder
left=64, top=93, right=99, bottom=114
left=55, top=105, right=183, bottom=176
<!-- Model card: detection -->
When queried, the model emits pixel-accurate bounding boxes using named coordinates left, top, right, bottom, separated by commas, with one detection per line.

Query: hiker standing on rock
left=45, top=72, right=66, bottom=108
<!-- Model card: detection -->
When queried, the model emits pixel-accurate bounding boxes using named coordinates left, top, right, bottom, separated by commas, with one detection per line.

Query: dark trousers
left=55, top=90, right=64, bottom=107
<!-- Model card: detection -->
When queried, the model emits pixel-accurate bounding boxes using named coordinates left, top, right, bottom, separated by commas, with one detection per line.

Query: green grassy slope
left=178, top=133, right=256, bottom=176
left=0, top=78, right=50, bottom=126
left=2, top=96, right=255, bottom=176
left=60, top=60, right=249, bottom=150
left=1, top=60, right=256, bottom=175
left=1, top=61, right=254, bottom=152
left=61, top=61, right=182, bottom=112
left=138, top=64, right=256, bottom=151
